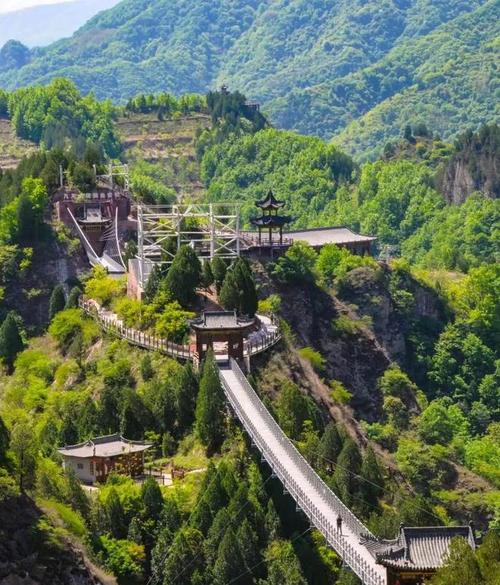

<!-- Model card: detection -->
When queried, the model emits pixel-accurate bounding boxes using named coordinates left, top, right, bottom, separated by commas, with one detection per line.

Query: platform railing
left=79, top=299, right=281, bottom=360
left=219, top=358, right=386, bottom=585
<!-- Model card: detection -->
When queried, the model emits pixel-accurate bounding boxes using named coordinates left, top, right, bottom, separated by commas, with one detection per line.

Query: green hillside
left=0, top=0, right=497, bottom=159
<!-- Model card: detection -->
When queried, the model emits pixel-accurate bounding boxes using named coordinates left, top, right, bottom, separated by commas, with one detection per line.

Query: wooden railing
left=79, top=299, right=281, bottom=360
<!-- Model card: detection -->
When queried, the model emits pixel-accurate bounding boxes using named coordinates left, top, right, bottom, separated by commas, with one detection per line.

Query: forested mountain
left=0, top=0, right=120, bottom=49
left=0, top=0, right=497, bottom=159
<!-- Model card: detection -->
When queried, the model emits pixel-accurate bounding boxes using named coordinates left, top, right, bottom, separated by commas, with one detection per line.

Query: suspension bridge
left=81, top=298, right=390, bottom=584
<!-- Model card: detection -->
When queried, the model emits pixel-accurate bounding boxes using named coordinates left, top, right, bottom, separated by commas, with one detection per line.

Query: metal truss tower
left=137, top=203, right=242, bottom=287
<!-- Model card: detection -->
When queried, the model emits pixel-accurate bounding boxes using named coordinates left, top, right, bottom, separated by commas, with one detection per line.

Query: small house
left=58, top=434, right=152, bottom=485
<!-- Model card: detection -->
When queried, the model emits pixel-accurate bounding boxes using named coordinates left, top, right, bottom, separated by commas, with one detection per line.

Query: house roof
left=58, top=434, right=152, bottom=459
left=364, top=525, right=476, bottom=571
left=191, top=311, right=254, bottom=330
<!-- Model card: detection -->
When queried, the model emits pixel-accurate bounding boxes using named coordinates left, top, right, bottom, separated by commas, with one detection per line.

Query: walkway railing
left=219, top=358, right=386, bottom=585
left=79, top=299, right=281, bottom=360
left=80, top=299, right=192, bottom=360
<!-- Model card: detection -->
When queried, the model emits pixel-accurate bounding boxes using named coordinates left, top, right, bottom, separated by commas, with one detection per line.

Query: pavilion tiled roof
left=256, top=190, right=286, bottom=210
left=191, top=311, right=254, bottom=330
left=58, top=434, right=152, bottom=459
left=363, top=525, right=476, bottom=571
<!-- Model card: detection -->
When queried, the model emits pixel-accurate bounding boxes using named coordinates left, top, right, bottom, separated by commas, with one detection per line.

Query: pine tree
left=141, top=354, right=154, bottom=381
left=211, top=256, right=227, bottom=294
left=65, top=286, right=82, bottom=309
left=49, top=285, right=66, bottom=321
left=106, top=487, right=127, bottom=539
left=431, top=537, right=483, bottom=585
left=332, top=438, right=362, bottom=506
left=10, top=422, right=37, bottom=492
left=142, top=477, right=164, bottom=519
left=175, top=362, right=199, bottom=433
left=234, top=257, right=257, bottom=316
left=78, top=396, right=99, bottom=439
left=262, top=541, right=307, bottom=585
left=0, top=312, right=24, bottom=372
left=163, top=527, right=205, bottom=584
left=0, top=414, right=9, bottom=464
left=219, top=267, right=239, bottom=311
left=264, top=499, right=281, bottom=542
left=204, top=508, right=230, bottom=564
left=213, top=526, right=245, bottom=585
left=195, top=352, right=225, bottom=451
left=237, top=518, right=260, bottom=575
left=202, top=260, right=214, bottom=290
left=16, top=194, right=35, bottom=244
left=165, top=246, right=201, bottom=306
left=358, top=447, right=384, bottom=515
left=318, top=422, right=343, bottom=472
left=150, top=526, right=174, bottom=585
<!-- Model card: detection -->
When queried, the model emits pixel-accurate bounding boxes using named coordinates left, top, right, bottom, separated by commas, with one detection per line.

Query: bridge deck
left=219, top=360, right=386, bottom=585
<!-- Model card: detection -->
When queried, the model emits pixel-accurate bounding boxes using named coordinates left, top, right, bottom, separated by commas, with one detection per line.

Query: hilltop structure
left=58, top=434, right=152, bottom=484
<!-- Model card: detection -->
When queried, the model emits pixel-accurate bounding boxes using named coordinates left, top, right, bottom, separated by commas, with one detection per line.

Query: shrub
left=298, top=347, right=325, bottom=372
left=84, top=266, right=124, bottom=306
left=330, top=380, right=352, bottom=404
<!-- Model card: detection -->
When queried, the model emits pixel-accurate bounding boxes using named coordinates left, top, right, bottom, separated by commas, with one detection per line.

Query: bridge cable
left=170, top=471, right=276, bottom=584
left=145, top=463, right=227, bottom=585
left=293, top=440, right=445, bottom=525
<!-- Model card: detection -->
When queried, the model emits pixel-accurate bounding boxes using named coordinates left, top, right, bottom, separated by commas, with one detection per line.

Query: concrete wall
left=62, top=455, right=95, bottom=484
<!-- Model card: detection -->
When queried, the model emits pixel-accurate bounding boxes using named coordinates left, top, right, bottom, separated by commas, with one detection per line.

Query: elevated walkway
left=219, top=359, right=387, bottom=585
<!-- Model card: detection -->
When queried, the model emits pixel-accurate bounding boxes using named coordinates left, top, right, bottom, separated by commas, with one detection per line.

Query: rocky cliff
left=0, top=496, right=109, bottom=585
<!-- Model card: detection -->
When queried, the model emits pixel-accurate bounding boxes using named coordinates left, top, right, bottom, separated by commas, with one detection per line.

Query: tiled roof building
left=362, top=524, right=477, bottom=584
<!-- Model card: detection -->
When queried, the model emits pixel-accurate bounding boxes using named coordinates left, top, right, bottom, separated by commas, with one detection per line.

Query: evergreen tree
left=49, top=284, right=66, bottom=321
left=66, top=470, right=90, bottom=520
left=65, top=286, right=82, bottom=309
left=162, top=431, right=175, bottom=457
left=60, top=415, right=79, bottom=446
left=141, top=354, right=154, bottom=381
left=211, top=256, right=227, bottom=294
left=127, top=515, right=144, bottom=544
left=219, top=258, right=258, bottom=316
left=318, top=422, right=343, bottom=472
left=163, top=527, right=205, bottom=584
left=145, top=265, right=162, bottom=301
left=202, top=260, right=214, bottom=290
left=190, top=498, right=213, bottom=536
left=264, top=499, right=281, bottom=542
left=78, top=396, right=99, bottom=439
left=261, top=540, right=307, bottom=585
left=175, top=362, right=199, bottom=433
left=106, top=487, right=127, bottom=539
left=0, top=414, right=9, bottom=464
left=213, top=526, right=245, bottom=585
left=10, top=422, right=37, bottom=492
left=165, top=246, right=201, bottom=306
left=219, top=268, right=239, bottom=311
left=151, top=526, right=174, bottom=585
left=332, top=438, right=362, bottom=507
left=337, top=568, right=362, bottom=585
left=195, top=352, right=225, bottom=451
left=142, top=477, right=164, bottom=520
left=16, top=194, right=35, bottom=244
left=358, top=447, right=384, bottom=515
left=237, top=518, right=260, bottom=576
left=430, top=537, right=483, bottom=585
left=0, top=312, right=24, bottom=372
left=120, top=390, right=152, bottom=440
left=204, top=508, right=230, bottom=565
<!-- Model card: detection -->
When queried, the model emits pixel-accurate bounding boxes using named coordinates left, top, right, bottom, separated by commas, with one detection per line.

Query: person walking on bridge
left=336, top=514, right=343, bottom=535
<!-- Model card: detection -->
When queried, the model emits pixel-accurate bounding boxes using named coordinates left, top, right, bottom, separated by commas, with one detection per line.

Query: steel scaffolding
left=137, top=203, right=241, bottom=287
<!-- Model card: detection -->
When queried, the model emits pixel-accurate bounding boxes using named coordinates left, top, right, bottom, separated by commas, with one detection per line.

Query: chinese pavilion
left=251, top=190, right=292, bottom=252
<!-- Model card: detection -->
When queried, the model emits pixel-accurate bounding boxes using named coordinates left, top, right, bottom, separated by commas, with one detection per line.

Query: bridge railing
left=220, top=358, right=385, bottom=585
left=80, top=299, right=192, bottom=360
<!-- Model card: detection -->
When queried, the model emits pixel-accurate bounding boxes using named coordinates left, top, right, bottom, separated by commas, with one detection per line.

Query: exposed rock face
left=2, top=239, right=87, bottom=331
left=272, top=264, right=444, bottom=421
left=438, top=124, right=500, bottom=204
left=0, top=496, right=104, bottom=585
left=439, top=156, right=499, bottom=204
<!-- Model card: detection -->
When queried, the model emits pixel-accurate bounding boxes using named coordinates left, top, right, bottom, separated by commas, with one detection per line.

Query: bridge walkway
left=219, top=359, right=387, bottom=585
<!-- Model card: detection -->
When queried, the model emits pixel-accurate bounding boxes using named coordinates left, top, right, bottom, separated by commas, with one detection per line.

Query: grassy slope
left=0, top=118, right=37, bottom=170
left=118, top=112, right=211, bottom=200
